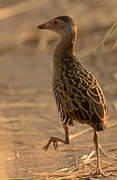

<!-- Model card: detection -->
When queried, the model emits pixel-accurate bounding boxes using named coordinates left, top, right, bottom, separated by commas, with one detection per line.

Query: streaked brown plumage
left=37, top=16, right=111, bottom=177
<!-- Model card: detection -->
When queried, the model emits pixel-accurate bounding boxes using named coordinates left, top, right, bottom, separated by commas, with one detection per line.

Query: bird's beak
left=37, top=22, right=50, bottom=29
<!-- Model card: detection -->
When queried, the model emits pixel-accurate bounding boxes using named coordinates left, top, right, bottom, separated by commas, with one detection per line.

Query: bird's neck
left=54, top=29, right=76, bottom=58
left=53, top=28, right=77, bottom=73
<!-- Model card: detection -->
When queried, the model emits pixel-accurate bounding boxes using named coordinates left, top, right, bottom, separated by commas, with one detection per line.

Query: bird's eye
left=52, top=20, right=58, bottom=26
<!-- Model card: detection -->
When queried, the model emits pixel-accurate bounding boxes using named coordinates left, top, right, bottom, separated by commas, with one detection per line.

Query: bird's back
left=53, top=54, right=108, bottom=131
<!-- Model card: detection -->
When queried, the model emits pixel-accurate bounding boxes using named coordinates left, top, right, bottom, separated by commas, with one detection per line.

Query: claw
left=43, top=138, right=59, bottom=151
left=43, top=143, right=49, bottom=152
left=53, top=141, right=58, bottom=150
left=53, top=141, right=56, bottom=149
left=43, top=136, right=67, bottom=152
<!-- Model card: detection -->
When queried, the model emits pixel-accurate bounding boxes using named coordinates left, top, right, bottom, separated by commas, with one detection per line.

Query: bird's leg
left=93, top=130, right=111, bottom=177
left=43, top=125, right=69, bottom=152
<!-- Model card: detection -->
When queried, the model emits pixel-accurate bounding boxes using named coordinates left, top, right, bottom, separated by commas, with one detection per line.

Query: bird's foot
left=93, top=167, right=112, bottom=177
left=43, top=136, right=64, bottom=152
left=43, top=142, right=52, bottom=152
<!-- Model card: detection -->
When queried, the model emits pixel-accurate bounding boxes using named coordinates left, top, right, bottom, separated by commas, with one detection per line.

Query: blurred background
left=0, top=0, right=117, bottom=179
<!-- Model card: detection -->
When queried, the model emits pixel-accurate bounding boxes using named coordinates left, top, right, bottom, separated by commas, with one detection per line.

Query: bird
left=37, top=16, right=111, bottom=177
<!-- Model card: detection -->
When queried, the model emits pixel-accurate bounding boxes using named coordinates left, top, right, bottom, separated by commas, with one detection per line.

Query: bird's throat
left=54, top=32, right=76, bottom=57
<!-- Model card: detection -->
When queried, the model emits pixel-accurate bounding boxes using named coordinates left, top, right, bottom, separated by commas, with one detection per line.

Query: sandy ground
left=0, top=0, right=117, bottom=179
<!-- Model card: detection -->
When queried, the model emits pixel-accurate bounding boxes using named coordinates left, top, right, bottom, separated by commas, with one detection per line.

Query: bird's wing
left=64, top=68, right=108, bottom=122
left=88, top=82, right=108, bottom=118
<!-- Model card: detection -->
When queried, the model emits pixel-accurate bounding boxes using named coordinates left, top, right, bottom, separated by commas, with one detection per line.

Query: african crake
left=37, top=16, right=111, bottom=176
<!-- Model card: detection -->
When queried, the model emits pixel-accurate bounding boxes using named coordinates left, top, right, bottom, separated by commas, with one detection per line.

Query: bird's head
left=37, top=16, right=77, bottom=39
